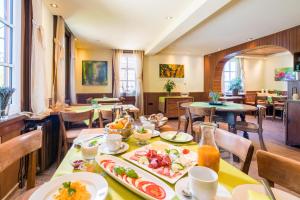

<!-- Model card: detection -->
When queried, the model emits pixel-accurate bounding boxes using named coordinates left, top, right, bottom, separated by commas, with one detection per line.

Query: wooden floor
left=9, top=115, right=300, bottom=199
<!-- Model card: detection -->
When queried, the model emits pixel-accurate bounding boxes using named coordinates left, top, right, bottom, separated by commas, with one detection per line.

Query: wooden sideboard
left=285, top=100, right=300, bottom=146
left=0, top=114, right=27, bottom=199
left=158, top=96, right=194, bottom=118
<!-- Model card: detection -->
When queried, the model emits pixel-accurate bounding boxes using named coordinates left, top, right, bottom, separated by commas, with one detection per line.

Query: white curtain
left=70, top=35, right=77, bottom=104
left=31, top=0, right=47, bottom=114
left=112, top=49, right=123, bottom=97
left=133, top=50, right=144, bottom=114
left=237, top=57, right=245, bottom=91
left=52, top=16, right=65, bottom=104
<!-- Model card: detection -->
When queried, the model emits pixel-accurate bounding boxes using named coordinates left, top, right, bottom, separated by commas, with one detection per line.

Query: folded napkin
left=248, top=190, right=271, bottom=200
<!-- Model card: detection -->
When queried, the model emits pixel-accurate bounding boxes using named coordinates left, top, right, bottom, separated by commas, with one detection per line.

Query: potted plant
left=209, top=91, right=220, bottom=103
left=229, top=77, right=242, bottom=96
left=163, top=80, right=176, bottom=96
left=0, top=87, right=15, bottom=119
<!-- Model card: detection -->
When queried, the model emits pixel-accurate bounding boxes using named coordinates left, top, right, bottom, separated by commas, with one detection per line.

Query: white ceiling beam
left=145, top=0, right=232, bottom=55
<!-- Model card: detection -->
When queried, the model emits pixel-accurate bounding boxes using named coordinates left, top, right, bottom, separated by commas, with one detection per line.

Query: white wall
left=75, top=48, right=113, bottom=93
left=264, top=52, right=292, bottom=91
left=243, top=57, right=265, bottom=91
left=143, top=54, right=204, bottom=92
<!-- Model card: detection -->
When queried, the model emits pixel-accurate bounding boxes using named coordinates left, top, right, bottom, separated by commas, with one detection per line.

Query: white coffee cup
left=105, top=134, right=122, bottom=151
left=188, top=166, right=218, bottom=200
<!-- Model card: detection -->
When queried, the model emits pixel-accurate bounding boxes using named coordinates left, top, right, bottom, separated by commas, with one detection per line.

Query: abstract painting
left=274, top=67, right=296, bottom=81
left=82, top=61, right=108, bottom=85
left=159, top=64, right=184, bottom=78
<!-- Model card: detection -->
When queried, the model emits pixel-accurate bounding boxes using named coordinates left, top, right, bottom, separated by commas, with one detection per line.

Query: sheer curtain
left=52, top=16, right=65, bottom=104
left=133, top=50, right=144, bottom=114
left=70, top=35, right=77, bottom=104
left=31, top=0, right=47, bottom=114
left=112, top=49, right=123, bottom=97
left=237, top=57, right=245, bottom=91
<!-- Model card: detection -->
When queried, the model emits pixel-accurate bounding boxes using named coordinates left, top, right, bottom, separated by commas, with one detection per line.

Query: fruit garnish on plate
left=54, top=181, right=91, bottom=200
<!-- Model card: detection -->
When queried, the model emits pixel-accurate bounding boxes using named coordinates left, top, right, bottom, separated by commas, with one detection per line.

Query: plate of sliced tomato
left=96, top=155, right=175, bottom=200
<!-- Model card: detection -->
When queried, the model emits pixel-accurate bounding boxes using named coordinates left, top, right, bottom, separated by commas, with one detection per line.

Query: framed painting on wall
left=274, top=67, right=296, bottom=81
left=82, top=60, right=108, bottom=85
left=159, top=64, right=184, bottom=78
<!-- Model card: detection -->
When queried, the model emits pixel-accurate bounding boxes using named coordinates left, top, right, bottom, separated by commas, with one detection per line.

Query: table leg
left=240, top=113, right=249, bottom=139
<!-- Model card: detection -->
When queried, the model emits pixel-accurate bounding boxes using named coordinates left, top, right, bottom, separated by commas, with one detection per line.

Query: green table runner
left=53, top=134, right=257, bottom=200
left=191, top=102, right=251, bottom=111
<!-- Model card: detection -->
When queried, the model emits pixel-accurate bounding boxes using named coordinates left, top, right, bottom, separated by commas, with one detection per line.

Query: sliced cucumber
left=171, top=163, right=185, bottom=172
left=169, top=149, right=180, bottom=156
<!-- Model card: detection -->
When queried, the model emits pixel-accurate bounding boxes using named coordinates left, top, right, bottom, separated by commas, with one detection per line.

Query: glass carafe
left=197, top=122, right=220, bottom=173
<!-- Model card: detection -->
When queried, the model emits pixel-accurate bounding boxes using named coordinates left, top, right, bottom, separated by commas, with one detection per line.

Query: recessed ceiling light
left=50, top=3, right=58, bottom=8
left=74, top=38, right=78, bottom=41
left=248, top=38, right=253, bottom=41
left=166, top=16, right=173, bottom=20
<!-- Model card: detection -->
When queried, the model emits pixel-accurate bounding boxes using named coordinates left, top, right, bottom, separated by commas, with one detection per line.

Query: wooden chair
left=272, top=96, right=287, bottom=120
left=189, top=106, right=216, bottom=141
left=255, top=95, right=268, bottom=106
left=245, top=92, right=257, bottom=106
left=99, top=109, right=114, bottom=128
left=235, top=106, right=267, bottom=150
left=58, top=109, right=94, bottom=163
left=177, top=100, right=204, bottom=132
left=215, top=128, right=254, bottom=174
left=257, top=150, right=300, bottom=194
left=0, top=130, right=42, bottom=198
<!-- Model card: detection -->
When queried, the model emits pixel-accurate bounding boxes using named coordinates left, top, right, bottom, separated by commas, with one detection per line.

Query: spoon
left=171, top=131, right=180, bottom=141
left=182, top=188, right=192, bottom=199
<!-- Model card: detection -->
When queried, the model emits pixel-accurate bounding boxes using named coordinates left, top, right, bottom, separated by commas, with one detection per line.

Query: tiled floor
left=9, top=115, right=300, bottom=199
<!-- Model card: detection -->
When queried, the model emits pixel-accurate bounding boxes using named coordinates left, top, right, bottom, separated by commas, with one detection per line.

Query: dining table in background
left=219, top=96, right=245, bottom=104
left=93, top=97, right=121, bottom=104
left=51, top=128, right=257, bottom=200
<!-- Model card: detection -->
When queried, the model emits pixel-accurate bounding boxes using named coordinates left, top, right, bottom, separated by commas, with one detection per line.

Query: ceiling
left=44, top=0, right=300, bottom=56
left=162, top=0, right=300, bottom=56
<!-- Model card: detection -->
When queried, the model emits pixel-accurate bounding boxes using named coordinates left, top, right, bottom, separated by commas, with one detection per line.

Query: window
left=0, top=0, right=21, bottom=113
left=120, top=54, right=137, bottom=96
left=222, top=58, right=241, bottom=92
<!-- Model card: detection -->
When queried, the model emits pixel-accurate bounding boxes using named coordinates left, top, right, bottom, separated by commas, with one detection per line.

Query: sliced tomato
left=103, top=160, right=114, bottom=168
left=108, top=163, right=115, bottom=173
left=144, top=184, right=166, bottom=200
left=182, top=149, right=190, bottom=154
left=137, top=181, right=156, bottom=191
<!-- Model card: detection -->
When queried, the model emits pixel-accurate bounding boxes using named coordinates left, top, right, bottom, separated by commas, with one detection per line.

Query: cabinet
left=158, top=96, right=193, bottom=118
left=285, top=100, right=300, bottom=146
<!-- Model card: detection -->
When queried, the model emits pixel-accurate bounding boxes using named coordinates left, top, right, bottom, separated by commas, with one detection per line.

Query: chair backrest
left=99, top=109, right=114, bottom=128
left=272, top=96, right=287, bottom=103
left=215, top=128, right=254, bottom=174
left=177, top=100, right=193, bottom=117
left=59, top=109, right=94, bottom=132
left=188, top=106, right=216, bottom=122
left=257, top=150, right=300, bottom=194
left=257, top=106, right=265, bottom=130
left=255, top=95, right=268, bottom=105
left=0, top=130, right=42, bottom=189
left=86, top=97, right=93, bottom=104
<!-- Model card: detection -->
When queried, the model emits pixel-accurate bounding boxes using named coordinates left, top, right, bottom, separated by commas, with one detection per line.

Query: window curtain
left=237, top=57, right=245, bottom=91
left=52, top=16, right=65, bottom=104
left=112, top=49, right=123, bottom=98
left=133, top=50, right=144, bottom=114
left=31, top=0, right=47, bottom=114
left=70, top=35, right=77, bottom=104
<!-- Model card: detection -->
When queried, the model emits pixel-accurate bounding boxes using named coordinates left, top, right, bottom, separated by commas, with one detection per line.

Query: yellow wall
left=75, top=48, right=113, bottom=93
left=143, top=54, right=204, bottom=92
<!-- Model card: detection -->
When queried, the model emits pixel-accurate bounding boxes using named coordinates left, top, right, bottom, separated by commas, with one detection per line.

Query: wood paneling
left=285, top=100, right=300, bottom=146
left=204, top=25, right=300, bottom=92
left=143, top=92, right=208, bottom=115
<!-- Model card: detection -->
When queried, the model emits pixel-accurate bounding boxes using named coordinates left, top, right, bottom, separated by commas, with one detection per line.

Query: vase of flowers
left=209, top=91, right=220, bottom=103
left=229, top=77, right=242, bottom=96
left=0, top=87, right=15, bottom=120
left=164, top=80, right=176, bottom=96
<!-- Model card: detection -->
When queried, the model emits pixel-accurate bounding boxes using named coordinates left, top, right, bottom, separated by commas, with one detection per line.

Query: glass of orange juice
left=197, top=122, right=220, bottom=173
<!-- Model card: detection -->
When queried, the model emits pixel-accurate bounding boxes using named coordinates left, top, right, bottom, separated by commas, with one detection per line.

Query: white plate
left=122, top=141, right=197, bottom=184
left=175, top=177, right=232, bottom=200
left=73, top=133, right=104, bottom=145
left=160, top=131, right=193, bottom=143
left=96, top=155, right=175, bottom=200
left=29, top=172, right=108, bottom=200
left=99, top=142, right=129, bottom=155
left=152, top=130, right=160, bottom=137
left=232, top=184, right=300, bottom=200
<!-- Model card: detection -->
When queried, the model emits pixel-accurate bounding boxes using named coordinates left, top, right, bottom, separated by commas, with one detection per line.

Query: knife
left=261, top=179, right=276, bottom=200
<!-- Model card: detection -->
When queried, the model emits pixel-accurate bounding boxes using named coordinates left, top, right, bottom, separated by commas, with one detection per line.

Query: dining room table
left=93, top=97, right=121, bottom=104
left=51, top=128, right=257, bottom=200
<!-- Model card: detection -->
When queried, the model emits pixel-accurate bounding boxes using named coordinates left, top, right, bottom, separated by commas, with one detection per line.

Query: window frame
left=119, top=53, right=137, bottom=96
left=222, top=58, right=241, bottom=93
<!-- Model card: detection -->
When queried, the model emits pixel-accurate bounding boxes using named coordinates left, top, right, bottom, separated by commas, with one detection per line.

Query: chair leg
left=177, top=119, right=181, bottom=131
left=258, top=130, right=267, bottom=151
left=183, top=120, right=189, bottom=133
left=272, top=109, right=276, bottom=121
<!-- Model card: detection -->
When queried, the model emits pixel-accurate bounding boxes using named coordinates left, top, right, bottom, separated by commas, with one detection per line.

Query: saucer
left=175, top=177, right=232, bottom=200
left=99, top=142, right=129, bottom=155
left=151, top=130, right=160, bottom=137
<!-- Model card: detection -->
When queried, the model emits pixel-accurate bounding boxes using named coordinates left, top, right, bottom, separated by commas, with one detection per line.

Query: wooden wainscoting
left=143, top=92, right=208, bottom=115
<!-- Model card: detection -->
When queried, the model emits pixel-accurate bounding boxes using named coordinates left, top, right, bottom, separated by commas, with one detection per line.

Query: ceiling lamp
left=50, top=3, right=58, bottom=8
